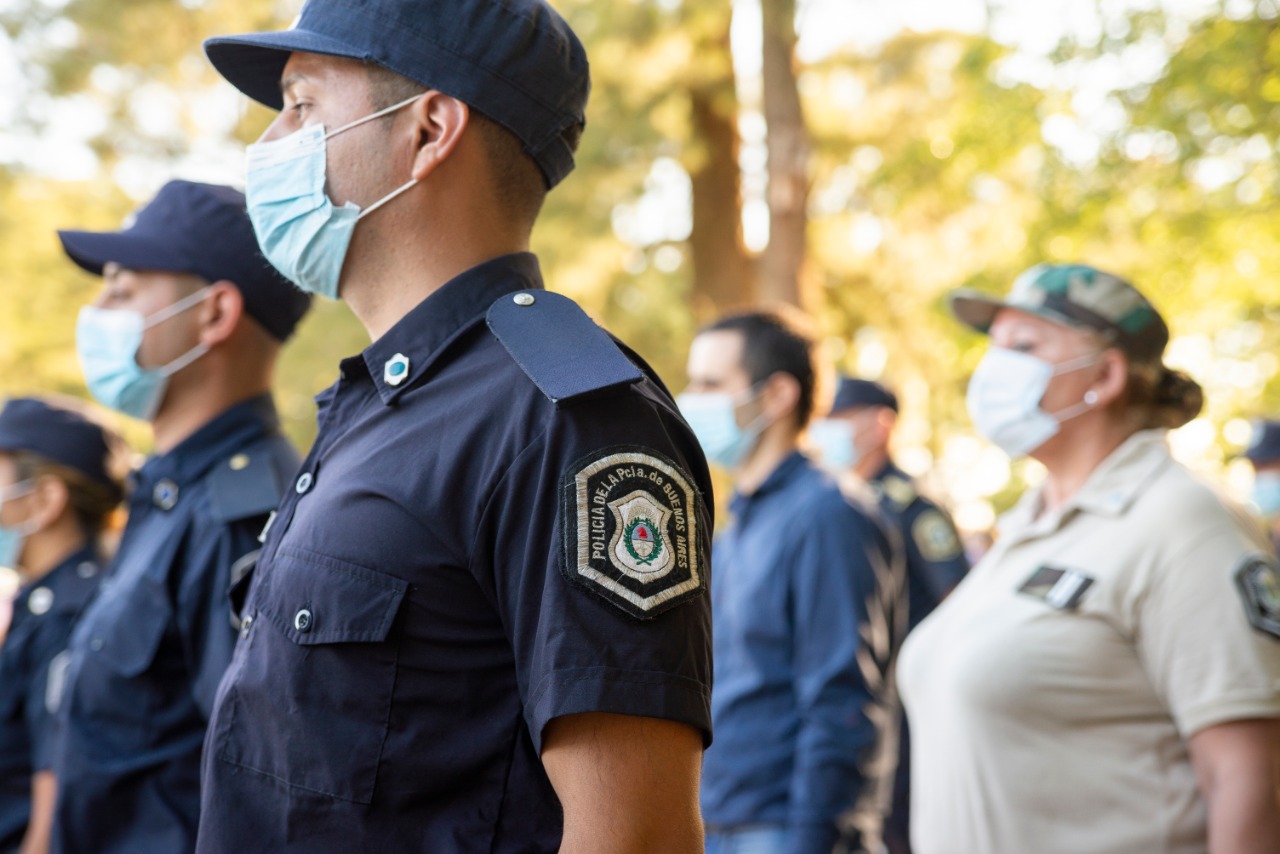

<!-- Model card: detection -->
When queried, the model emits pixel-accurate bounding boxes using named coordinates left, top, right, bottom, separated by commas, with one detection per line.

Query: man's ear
left=196, top=282, right=245, bottom=348
left=759, top=372, right=801, bottom=423
left=407, top=92, right=470, bottom=182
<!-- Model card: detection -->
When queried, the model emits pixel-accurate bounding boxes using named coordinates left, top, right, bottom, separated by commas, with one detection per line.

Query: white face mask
left=966, top=347, right=1100, bottom=457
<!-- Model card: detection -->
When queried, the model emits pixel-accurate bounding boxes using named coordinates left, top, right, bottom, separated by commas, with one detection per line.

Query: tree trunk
left=760, top=0, right=810, bottom=308
left=685, top=7, right=755, bottom=320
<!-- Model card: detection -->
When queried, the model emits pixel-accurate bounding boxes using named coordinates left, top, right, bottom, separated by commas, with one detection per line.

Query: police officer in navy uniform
left=809, top=377, right=968, bottom=854
left=50, top=180, right=311, bottom=854
left=0, top=398, right=126, bottom=854
left=197, top=2, right=713, bottom=851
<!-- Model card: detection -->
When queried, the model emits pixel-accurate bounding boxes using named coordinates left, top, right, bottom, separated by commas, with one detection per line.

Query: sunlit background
left=0, top=0, right=1276, bottom=545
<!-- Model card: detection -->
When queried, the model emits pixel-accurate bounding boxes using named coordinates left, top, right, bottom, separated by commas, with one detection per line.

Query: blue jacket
left=701, top=452, right=899, bottom=854
left=53, top=396, right=298, bottom=854
left=0, top=547, right=101, bottom=852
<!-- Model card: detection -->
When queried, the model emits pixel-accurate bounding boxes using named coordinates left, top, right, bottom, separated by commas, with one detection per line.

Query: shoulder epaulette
left=206, top=451, right=282, bottom=524
left=486, top=290, right=643, bottom=405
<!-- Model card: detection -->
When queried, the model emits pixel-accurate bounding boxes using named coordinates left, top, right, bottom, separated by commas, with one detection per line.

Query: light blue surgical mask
left=76, top=288, right=211, bottom=421
left=676, top=389, right=768, bottom=470
left=1252, top=472, right=1280, bottom=520
left=809, top=419, right=862, bottom=471
left=245, top=94, right=422, bottom=300
left=0, top=480, right=36, bottom=570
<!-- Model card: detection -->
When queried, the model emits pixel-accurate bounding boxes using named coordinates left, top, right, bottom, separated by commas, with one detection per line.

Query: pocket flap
left=93, top=581, right=170, bottom=678
left=258, top=547, right=408, bottom=646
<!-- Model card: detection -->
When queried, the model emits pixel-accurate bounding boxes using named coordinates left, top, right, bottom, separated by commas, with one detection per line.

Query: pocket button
left=293, top=609, right=313, bottom=633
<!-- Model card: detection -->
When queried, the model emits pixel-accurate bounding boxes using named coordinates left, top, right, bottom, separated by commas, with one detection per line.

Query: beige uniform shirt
left=898, top=430, right=1280, bottom=854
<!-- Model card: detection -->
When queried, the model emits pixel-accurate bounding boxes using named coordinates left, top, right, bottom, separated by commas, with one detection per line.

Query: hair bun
left=1152, top=367, right=1203, bottom=429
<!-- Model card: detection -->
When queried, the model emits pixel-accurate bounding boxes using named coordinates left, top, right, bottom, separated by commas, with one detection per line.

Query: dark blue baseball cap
left=57, top=180, right=312, bottom=341
left=203, top=0, right=590, bottom=190
left=1245, top=420, right=1280, bottom=464
left=0, top=397, right=122, bottom=492
left=831, top=377, right=899, bottom=414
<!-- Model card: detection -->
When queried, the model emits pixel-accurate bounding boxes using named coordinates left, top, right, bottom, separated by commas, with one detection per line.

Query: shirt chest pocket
left=88, top=579, right=171, bottom=679
left=214, top=546, right=407, bottom=804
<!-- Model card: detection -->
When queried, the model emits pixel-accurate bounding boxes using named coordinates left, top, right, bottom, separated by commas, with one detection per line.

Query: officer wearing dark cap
left=0, top=397, right=126, bottom=854
left=809, top=376, right=968, bottom=854
left=50, top=180, right=311, bottom=854
left=1245, top=419, right=1280, bottom=554
left=197, top=2, right=712, bottom=852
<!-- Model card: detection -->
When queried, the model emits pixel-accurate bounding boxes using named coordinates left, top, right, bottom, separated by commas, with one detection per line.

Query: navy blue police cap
left=0, top=397, right=119, bottom=490
left=203, top=0, right=588, bottom=188
left=203, top=0, right=590, bottom=190
left=57, top=180, right=311, bottom=342
left=831, top=377, right=899, bottom=414
left=1245, top=420, right=1280, bottom=464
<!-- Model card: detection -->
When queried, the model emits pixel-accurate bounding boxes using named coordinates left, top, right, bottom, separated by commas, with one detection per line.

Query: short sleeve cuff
left=526, top=667, right=711, bottom=753
left=1176, top=690, right=1280, bottom=737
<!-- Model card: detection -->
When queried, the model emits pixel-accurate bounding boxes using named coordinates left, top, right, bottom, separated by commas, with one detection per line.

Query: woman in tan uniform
left=898, top=264, right=1280, bottom=854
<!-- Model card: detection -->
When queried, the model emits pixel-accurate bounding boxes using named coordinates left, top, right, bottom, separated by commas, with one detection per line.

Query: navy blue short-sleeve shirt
left=0, top=547, right=100, bottom=852
left=52, top=396, right=300, bottom=854
left=197, top=253, right=713, bottom=853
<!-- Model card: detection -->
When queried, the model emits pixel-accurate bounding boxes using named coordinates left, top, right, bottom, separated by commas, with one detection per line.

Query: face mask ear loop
left=357, top=179, right=420, bottom=220
left=141, top=287, right=212, bottom=330
left=324, top=93, right=423, bottom=141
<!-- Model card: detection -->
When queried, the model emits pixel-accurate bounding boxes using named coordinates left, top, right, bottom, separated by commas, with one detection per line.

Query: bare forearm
left=1206, top=779, right=1280, bottom=854
left=544, top=712, right=705, bottom=854
left=559, top=807, right=703, bottom=854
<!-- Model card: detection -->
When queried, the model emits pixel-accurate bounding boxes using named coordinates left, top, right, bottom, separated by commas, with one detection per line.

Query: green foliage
left=0, top=0, right=1276, bottom=518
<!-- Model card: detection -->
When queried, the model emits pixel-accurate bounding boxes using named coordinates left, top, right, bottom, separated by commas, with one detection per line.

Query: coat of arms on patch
left=562, top=447, right=704, bottom=619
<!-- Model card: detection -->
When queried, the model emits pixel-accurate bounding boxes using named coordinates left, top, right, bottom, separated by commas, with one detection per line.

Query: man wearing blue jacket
left=680, top=310, right=903, bottom=854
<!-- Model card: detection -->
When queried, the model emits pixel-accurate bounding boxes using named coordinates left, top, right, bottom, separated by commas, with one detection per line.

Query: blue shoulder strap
left=206, top=450, right=283, bottom=524
left=486, top=290, right=643, bottom=405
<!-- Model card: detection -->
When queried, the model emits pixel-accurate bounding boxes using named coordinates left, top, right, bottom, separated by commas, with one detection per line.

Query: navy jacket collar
left=360, top=253, right=544, bottom=406
left=133, top=394, right=280, bottom=496
left=12, top=544, right=100, bottom=619
left=730, top=450, right=809, bottom=515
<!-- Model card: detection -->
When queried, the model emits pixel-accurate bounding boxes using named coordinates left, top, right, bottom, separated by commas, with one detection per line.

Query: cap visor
left=205, top=29, right=370, bottom=109
left=948, top=290, right=1006, bottom=334
left=57, top=230, right=191, bottom=278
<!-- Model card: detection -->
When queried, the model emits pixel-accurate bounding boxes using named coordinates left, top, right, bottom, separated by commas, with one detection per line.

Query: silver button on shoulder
left=76, top=561, right=97, bottom=579
left=295, top=472, right=313, bottom=494
left=294, top=608, right=313, bottom=633
left=513, top=293, right=535, bottom=306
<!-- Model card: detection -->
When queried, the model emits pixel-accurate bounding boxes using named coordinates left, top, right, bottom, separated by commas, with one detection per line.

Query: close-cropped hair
left=362, top=62, right=573, bottom=229
left=701, top=307, right=821, bottom=428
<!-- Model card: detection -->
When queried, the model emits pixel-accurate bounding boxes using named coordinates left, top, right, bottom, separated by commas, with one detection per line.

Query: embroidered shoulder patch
left=1235, top=554, right=1280, bottom=640
left=561, top=447, right=704, bottom=620
left=912, top=509, right=963, bottom=562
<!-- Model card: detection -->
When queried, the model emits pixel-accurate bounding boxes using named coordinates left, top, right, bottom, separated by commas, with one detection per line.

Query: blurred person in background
left=0, top=397, right=126, bottom=854
left=900, top=263, right=1280, bottom=854
left=810, top=376, right=969, bottom=854
left=50, top=180, right=311, bottom=854
left=1244, top=419, right=1280, bottom=555
left=681, top=310, right=902, bottom=854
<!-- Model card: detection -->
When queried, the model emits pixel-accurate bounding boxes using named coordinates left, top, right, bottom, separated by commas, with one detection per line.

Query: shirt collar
left=361, top=253, right=545, bottom=406
left=730, top=450, right=809, bottom=514
left=13, top=544, right=100, bottom=617
left=133, top=394, right=280, bottom=495
left=999, top=429, right=1173, bottom=537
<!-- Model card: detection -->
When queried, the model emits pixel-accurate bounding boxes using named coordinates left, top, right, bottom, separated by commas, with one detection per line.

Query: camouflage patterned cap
left=950, top=263, right=1170, bottom=361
